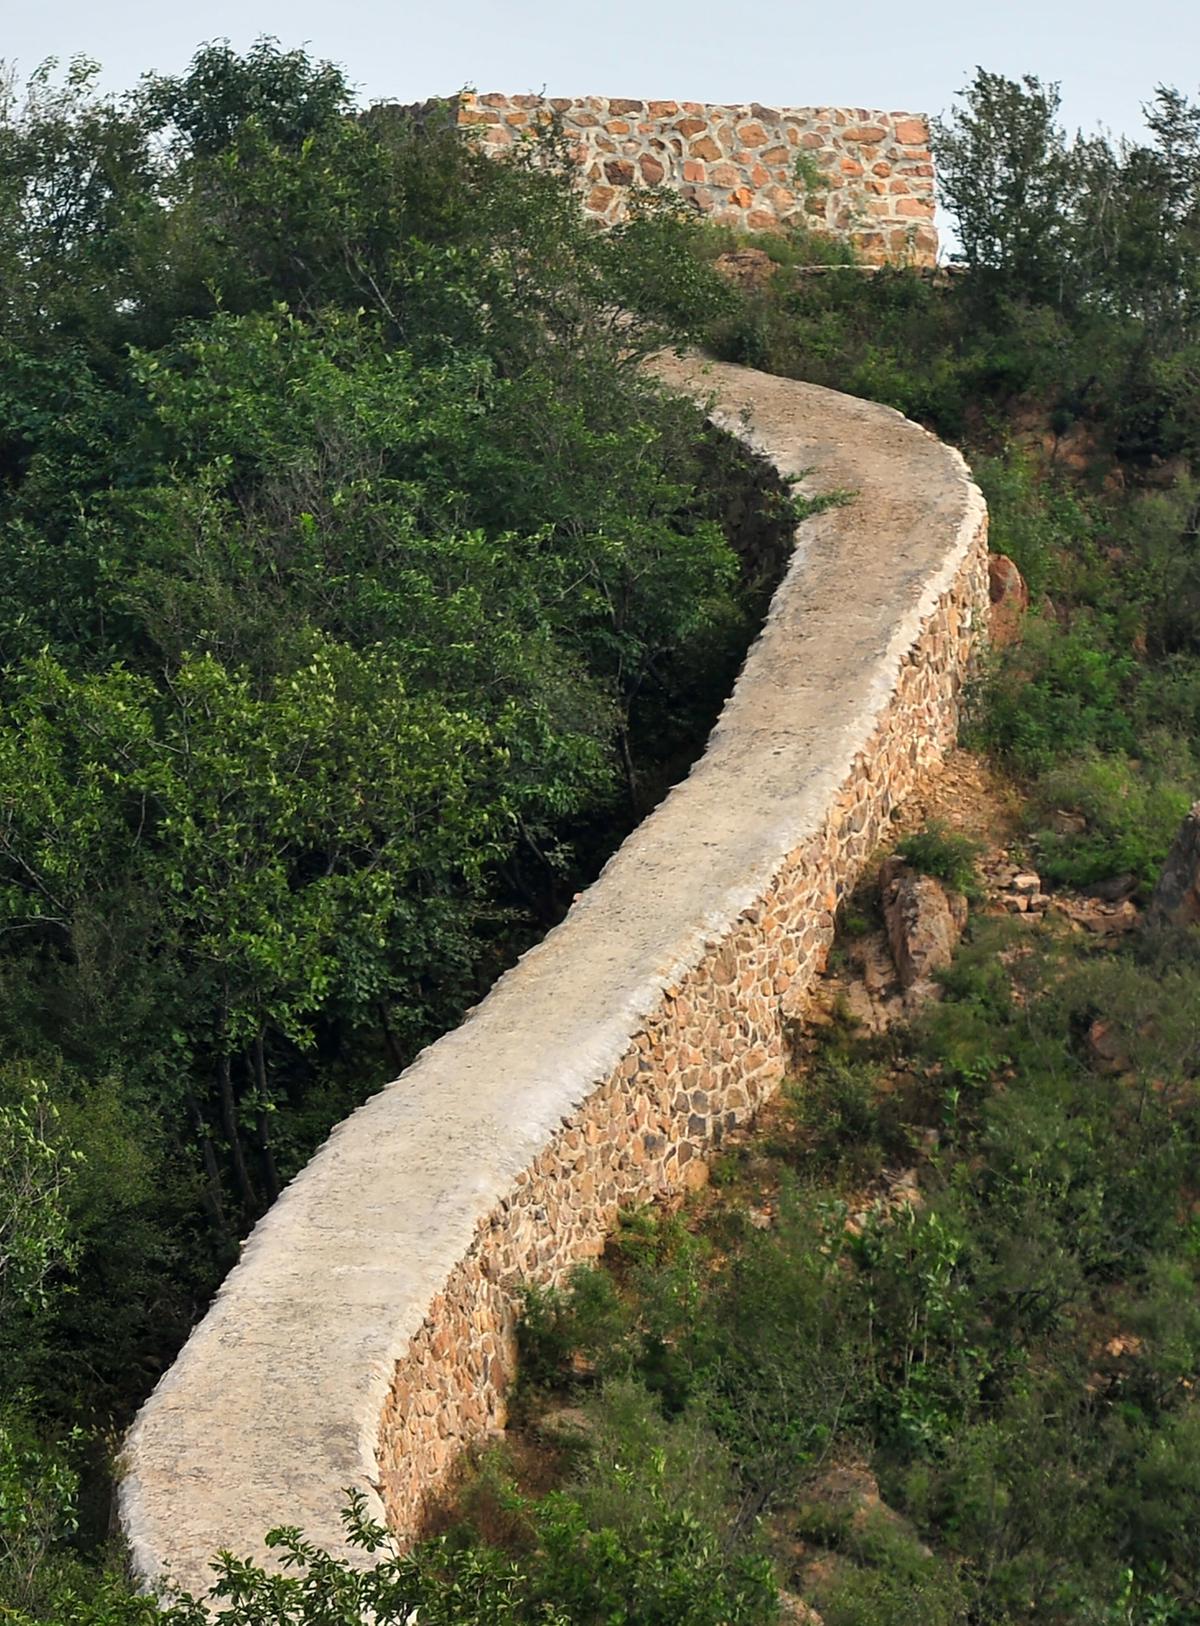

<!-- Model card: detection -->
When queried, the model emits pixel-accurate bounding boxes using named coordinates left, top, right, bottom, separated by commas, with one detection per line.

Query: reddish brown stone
left=639, top=154, right=666, bottom=185
left=674, top=116, right=707, bottom=137
left=988, top=553, right=1029, bottom=647
left=689, top=135, right=722, bottom=160
left=682, top=159, right=707, bottom=183
left=737, top=121, right=769, bottom=147
left=893, top=116, right=929, bottom=145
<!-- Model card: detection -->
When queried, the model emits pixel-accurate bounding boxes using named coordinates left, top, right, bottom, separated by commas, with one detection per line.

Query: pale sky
left=2, top=0, right=1196, bottom=141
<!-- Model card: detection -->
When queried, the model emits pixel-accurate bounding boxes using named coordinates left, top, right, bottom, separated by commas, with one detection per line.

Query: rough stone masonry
left=443, top=93, right=936, bottom=263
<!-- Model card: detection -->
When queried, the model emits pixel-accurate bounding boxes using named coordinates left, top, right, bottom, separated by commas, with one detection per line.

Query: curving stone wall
left=447, top=94, right=937, bottom=264
left=120, top=355, right=987, bottom=1599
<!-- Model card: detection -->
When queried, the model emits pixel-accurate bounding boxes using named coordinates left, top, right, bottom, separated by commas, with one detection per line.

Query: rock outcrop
left=988, top=552, right=1029, bottom=648
left=714, top=246, right=777, bottom=292
left=1146, top=801, right=1200, bottom=929
left=880, top=856, right=968, bottom=994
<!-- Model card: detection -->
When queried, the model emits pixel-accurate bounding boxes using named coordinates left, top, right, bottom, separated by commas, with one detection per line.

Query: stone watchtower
left=438, top=93, right=936, bottom=264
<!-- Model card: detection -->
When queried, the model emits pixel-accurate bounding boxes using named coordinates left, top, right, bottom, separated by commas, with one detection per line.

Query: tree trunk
left=617, top=720, right=641, bottom=817
left=252, top=1035, right=281, bottom=1204
left=184, top=1085, right=231, bottom=1245
left=218, top=1052, right=258, bottom=1214
left=377, top=1001, right=405, bottom=1072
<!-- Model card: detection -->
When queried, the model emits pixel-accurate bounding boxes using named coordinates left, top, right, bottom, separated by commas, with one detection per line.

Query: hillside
left=2, top=44, right=1200, bottom=1626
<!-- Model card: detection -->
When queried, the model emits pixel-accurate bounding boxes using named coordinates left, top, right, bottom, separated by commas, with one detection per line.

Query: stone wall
left=448, top=93, right=936, bottom=264
left=120, top=355, right=986, bottom=1599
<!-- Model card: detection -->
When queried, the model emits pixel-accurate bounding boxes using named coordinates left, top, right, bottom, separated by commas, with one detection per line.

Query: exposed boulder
left=1086, top=1018, right=1127, bottom=1075
left=988, top=552, right=1029, bottom=647
left=1146, top=801, right=1200, bottom=929
left=713, top=246, right=776, bottom=292
left=880, top=857, right=968, bottom=993
left=1056, top=895, right=1139, bottom=935
left=803, top=1463, right=930, bottom=1552
left=778, top=1593, right=824, bottom=1624
left=789, top=1461, right=934, bottom=1609
left=1082, top=872, right=1139, bottom=904
left=535, top=1406, right=593, bottom=1442
left=1046, top=810, right=1087, bottom=837
left=838, top=931, right=908, bottom=1032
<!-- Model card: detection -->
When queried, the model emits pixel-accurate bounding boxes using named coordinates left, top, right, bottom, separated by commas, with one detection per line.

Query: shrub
left=895, top=823, right=983, bottom=900
left=973, top=616, right=1135, bottom=772
left=1031, top=745, right=1194, bottom=890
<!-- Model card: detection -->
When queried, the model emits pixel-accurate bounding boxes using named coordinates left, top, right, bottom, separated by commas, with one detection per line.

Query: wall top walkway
left=120, top=353, right=985, bottom=1600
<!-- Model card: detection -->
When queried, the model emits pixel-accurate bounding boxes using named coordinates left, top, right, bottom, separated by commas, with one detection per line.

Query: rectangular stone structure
left=436, top=93, right=936, bottom=264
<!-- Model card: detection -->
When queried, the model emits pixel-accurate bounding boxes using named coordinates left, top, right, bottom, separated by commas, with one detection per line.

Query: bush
left=895, top=823, right=983, bottom=900
left=972, top=616, right=1135, bottom=772
left=0, top=40, right=781, bottom=1528
left=791, top=1056, right=913, bottom=1181
left=1031, top=745, right=1194, bottom=890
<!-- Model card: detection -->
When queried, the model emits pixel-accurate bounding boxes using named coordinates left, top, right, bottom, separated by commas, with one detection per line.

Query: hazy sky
left=2, top=0, right=1196, bottom=154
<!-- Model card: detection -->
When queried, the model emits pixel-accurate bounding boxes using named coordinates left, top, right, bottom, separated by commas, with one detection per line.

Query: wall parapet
left=442, top=94, right=936, bottom=263
left=120, top=355, right=987, bottom=1599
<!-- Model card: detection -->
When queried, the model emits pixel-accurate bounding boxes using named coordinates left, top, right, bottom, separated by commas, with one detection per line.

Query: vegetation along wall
left=443, top=94, right=937, bottom=262
left=119, top=353, right=987, bottom=1599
